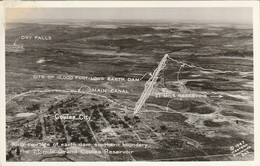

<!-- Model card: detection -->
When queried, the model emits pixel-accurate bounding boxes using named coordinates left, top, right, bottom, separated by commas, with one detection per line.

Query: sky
left=6, top=8, right=252, bottom=24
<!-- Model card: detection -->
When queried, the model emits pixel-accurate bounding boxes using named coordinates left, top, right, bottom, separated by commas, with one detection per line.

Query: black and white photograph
left=1, top=1, right=259, bottom=164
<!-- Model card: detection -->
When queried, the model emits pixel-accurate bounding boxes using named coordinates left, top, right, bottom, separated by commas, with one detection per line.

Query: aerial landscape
left=5, top=8, right=254, bottom=161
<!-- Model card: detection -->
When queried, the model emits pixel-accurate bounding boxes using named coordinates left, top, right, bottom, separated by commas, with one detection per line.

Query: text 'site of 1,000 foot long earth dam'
left=5, top=20, right=253, bottom=161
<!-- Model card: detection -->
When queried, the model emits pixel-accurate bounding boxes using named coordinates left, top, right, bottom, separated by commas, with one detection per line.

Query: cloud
left=6, top=8, right=252, bottom=24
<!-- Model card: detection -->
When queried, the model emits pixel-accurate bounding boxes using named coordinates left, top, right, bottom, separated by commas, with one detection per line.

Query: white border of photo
left=0, top=1, right=259, bottom=166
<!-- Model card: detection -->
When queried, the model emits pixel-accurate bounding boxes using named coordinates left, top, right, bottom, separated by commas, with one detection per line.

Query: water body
left=16, top=112, right=36, bottom=118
